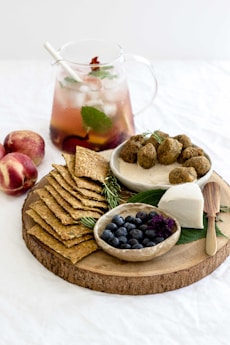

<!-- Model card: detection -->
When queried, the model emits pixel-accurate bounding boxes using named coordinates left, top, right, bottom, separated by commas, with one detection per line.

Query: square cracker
left=26, top=209, right=93, bottom=248
left=46, top=175, right=108, bottom=210
left=29, top=200, right=92, bottom=240
left=52, top=163, right=102, bottom=195
left=28, top=224, right=99, bottom=264
left=50, top=168, right=106, bottom=202
left=35, top=188, right=76, bottom=225
left=74, top=146, right=109, bottom=184
left=62, top=153, right=102, bottom=193
left=45, top=184, right=103, bottom=221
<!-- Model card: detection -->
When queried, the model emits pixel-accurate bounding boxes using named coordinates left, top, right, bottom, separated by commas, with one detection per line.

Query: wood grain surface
left=22, top=172, right=230, bottom=295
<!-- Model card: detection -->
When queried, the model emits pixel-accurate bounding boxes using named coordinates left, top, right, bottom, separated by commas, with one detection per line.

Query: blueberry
left=134, top=217, right=142, bottom=226
left=105, top=222, right=118, bottom=231
left=112, top=214, right=125, bottom=227
left=155, top=236, right=165, bottom=244
left=101, top=229, right=114, bottom=242
left=128, top=238, right=139, bottom=246
left=115, top=227, right=128, bottom=237
left=109, top=237, right=120, bottom=247
left=129, top=229, right=143, bottom=241
left=136, top=211, right=148, bottom=221
left=120, top=243, right=132, bottom=249
left=145, top=229, right=156, bottom=238
left=139, top=224, right=148, bottom=231
left=124, top=222, right=136, bottom=231
left=148, top=211, right=158, bottom=219
left=118, top=236, right=128, bottom=245
left=142, top=237, right=150, bottom=246
left=125, top=215, right=136, bottom=223
left=145, top=241, right=156, bottom=247
left=132, top=243, right=144, bottom=249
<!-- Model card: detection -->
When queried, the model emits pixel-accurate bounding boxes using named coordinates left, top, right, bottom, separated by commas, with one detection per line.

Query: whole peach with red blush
left=4, top=130, right=45, bottom=166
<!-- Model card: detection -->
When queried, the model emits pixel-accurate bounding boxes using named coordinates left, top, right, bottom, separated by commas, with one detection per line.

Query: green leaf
left=64, top=76, right=79, bottom=84
left=127, top=189, right=166, bottom=206
left=81, top=106, right=112, bottom=133
left=177, top=215, right=227, bottom=244
left=89, top=66, right=117, bottom=80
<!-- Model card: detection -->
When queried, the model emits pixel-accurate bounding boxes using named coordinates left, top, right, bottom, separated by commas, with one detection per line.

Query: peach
left=0, top=152, right=38, bottom=196
left=4, top=130, right=45, bottom=166
left=0, top=143, right=5, bottom=160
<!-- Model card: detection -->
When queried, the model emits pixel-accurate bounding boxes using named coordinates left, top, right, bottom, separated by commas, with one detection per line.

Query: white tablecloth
left=0, top=60, right=230, bottom=345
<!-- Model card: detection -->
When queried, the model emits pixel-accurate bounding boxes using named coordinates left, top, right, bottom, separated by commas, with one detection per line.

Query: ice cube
left=69, top=90, right=87, bottom=108
left=83, top=75, right=102, bottom=91
left=103, top=78, right=127, bottom=102
left=87, top=91, right=101, bottom=101
left=102, top=103, right=117, bottom=117
left=103, top=78, right=116, bottom=89
left=79, top=84, right=90, bottom=93
left=85, top=99, right=103, bottom=107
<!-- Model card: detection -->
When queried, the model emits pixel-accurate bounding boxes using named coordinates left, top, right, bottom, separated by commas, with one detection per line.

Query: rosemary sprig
left=102, top=171, right=121, bottom=209
left=143, top=129, right=165, bottom=144
left=80, top=217, right=96, bottom=229
left=220, top=205, right=230, bottom=213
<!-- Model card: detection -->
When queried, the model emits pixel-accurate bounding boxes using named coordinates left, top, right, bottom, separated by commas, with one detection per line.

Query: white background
left=1, top=2, right=230, bottom=344
left=1, top=0, right=230, bottom=60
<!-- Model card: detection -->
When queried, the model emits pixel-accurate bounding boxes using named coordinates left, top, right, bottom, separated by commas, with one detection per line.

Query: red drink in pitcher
left=47, top=39, right=158, bottom=154
left=49, top=40, right=136, bottom=154
left=50, top=63, right=135, bottom=153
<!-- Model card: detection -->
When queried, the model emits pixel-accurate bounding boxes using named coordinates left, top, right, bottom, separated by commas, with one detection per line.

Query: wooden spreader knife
left=202, top=182, right=221, bottom=256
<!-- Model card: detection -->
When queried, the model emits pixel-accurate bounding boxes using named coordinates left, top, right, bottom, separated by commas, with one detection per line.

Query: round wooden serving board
left=22, top=172, right=230, bottom=295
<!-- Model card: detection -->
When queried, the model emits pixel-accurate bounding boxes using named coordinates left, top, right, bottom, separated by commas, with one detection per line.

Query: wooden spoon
left=203, top=182, right=220, bottom=256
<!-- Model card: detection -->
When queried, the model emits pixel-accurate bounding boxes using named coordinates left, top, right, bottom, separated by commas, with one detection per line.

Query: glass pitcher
left=49, top=39, right=157, bottom=154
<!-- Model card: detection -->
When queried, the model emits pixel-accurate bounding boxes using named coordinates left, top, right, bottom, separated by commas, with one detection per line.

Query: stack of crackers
left=25, top=146, right=110, bottom=264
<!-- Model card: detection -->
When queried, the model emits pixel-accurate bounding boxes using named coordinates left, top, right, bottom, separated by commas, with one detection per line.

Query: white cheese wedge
left=158, top=183, right=204, bottom=229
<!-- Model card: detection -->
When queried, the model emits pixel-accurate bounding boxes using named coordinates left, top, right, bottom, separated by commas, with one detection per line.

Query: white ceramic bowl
left=94, top=203, right=181, bottom=262
left=110, top=141, right=213, bottom=192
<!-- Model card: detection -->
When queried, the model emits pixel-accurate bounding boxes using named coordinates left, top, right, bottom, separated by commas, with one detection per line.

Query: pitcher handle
left=124, top=53, right=158, bottom=116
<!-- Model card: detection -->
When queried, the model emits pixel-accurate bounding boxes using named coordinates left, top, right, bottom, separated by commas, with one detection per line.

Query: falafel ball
left=119, top=141, right=140, bottom=163
left=146, top=130, right=169, bottom=149
left=183, top=156, right=211, bottom=177
left=119, top=135, right=146, bottom=163
left=157, top=137, right=183, bottom=165
left=129, top=134, right=146, bottom=146
left=177, top=146, right=204, bottom=164
left=169, top=166, right=197, bottom=184
left=137, top=143, right=157, bottom=169
left=173, top=134, right=192, bottom=149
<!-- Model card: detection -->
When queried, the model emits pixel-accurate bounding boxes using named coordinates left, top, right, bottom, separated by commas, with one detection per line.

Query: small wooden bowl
left=94, top=203, right=181, bottom=262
